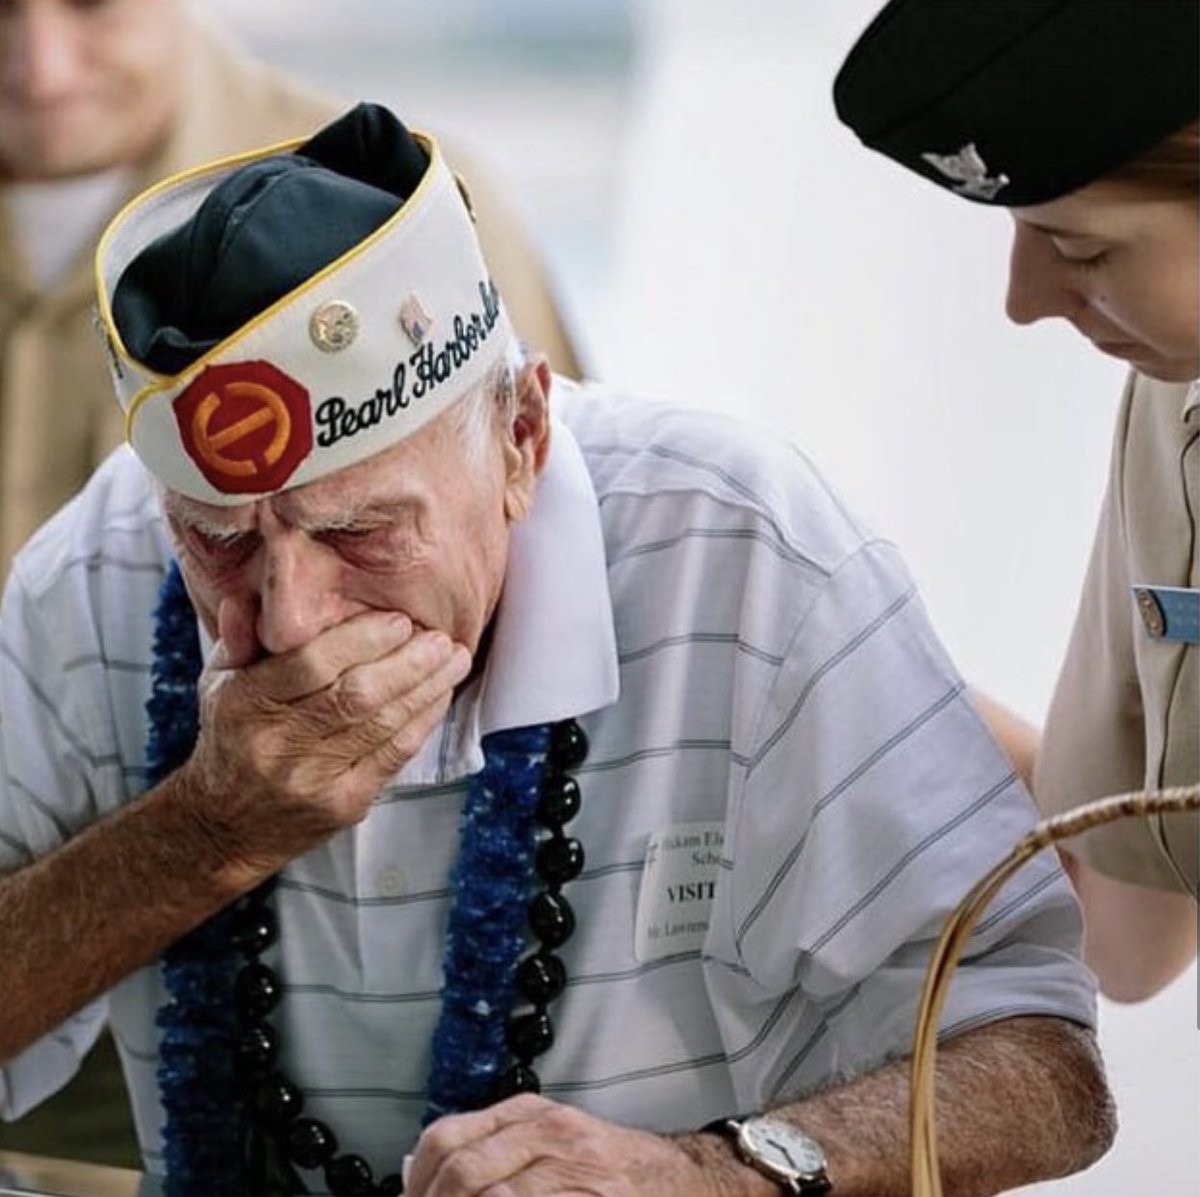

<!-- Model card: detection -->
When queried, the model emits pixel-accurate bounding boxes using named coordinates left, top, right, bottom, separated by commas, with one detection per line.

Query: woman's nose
left=1005, top=220, right=1081, bottom=327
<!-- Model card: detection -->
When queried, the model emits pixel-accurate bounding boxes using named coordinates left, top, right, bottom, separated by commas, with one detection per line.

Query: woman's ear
left=502, top=354, right=552, bottom=523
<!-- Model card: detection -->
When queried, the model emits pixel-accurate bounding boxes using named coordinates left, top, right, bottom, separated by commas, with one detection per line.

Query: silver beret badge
left=920, top=142, right=1010, bottom=201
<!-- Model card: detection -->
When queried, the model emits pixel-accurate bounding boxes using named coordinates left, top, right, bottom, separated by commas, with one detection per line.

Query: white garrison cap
left=94, top=103, right=513, bottom=504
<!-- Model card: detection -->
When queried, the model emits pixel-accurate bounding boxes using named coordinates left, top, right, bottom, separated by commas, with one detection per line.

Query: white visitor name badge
left=634, top=821, right=724, bottom=963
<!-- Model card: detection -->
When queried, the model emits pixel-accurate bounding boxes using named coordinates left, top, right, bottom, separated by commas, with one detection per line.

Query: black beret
left=833, top=0, right=1199, bottom=206
left=112, top=102, right=429, bottom=374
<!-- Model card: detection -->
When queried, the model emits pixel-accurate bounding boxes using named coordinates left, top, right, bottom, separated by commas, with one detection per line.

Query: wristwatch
left=704, top=1113, right=832, bottom=1195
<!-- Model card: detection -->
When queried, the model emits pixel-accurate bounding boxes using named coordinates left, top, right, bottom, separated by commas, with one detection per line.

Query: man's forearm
left=0, top=611, right=472, bottom=1065
left=680, top=1016, right=1113, bottom=1197
left=0, top=772, right=257, bottom=1062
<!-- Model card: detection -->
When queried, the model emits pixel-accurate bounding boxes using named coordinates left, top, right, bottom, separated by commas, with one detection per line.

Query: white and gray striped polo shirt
left=0, top=380, right=1095, bottom=1182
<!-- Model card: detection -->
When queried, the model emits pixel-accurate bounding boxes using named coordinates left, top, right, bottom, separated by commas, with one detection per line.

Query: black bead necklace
left=495, top=719, right=588, bottom=1099
left=229, top=719, right=589, bottom=1197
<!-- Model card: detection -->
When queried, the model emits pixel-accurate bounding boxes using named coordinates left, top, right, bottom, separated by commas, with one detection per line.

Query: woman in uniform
left=834, top=0, right=1197, bottom=1002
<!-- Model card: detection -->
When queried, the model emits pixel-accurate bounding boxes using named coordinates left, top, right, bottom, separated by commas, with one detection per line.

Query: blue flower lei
left=423, top=721, right=549, bottom=1123
left=145, top=561, right=556, bottom=1194
left=145, top=561, right=243, bottom=1196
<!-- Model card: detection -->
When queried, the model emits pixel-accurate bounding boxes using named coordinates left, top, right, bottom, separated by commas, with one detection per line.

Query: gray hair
left=448, top=338, right=525, bottom=466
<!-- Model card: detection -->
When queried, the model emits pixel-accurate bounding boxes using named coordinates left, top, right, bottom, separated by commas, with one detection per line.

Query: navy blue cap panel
left=111, top=103, right=429, bottom=375
left=296, top=100, right=430, bottom=198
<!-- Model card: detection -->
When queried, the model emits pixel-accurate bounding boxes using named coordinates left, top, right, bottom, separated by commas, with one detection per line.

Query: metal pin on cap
left=309, top=300, right=359, bottom=352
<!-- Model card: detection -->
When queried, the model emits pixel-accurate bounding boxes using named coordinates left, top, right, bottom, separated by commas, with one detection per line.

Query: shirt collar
left=393, top=412, right=618, bottom=785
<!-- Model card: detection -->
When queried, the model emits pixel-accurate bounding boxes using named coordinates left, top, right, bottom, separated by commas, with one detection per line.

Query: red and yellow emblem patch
left=173, top=361, right=312, bottom=494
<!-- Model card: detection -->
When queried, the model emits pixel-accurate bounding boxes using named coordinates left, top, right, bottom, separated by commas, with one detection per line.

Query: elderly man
left=0, top=0, right=580, bottom=579
left=0, top=104, right=1110, bottom=1197
left=1, top=1, right=581, bottom=1164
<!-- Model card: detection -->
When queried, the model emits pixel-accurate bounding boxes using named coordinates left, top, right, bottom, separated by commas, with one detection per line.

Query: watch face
left=739, top=1115, right=828, bottom=1179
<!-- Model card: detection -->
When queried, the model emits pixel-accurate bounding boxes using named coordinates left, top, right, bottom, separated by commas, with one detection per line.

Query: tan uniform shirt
left=1034, top=371, right=1198, bottom=893
left=0, top=19, right=580, bottom=577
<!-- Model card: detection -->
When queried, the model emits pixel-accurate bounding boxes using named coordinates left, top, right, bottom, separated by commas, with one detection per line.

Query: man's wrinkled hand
left=406, top=1094, right=726, bottom=1197
left=178, top=605, right=472, bottom=877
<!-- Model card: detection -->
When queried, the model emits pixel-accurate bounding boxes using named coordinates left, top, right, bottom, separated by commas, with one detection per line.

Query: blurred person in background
left=835, top=0, right=1197, bottom=1003
left=0, top=0, right=579, bottom=1166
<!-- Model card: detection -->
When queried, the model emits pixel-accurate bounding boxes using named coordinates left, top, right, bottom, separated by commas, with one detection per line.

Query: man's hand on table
left=404, top=1094, right=775, bottom=1197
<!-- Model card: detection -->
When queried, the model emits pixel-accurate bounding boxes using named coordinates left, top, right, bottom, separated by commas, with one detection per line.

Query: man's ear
left=502, top=354, right=552, bottom=523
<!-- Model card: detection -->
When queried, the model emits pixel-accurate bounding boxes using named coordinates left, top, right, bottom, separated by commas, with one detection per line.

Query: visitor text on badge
left=634, top=821, right=724, bottom=963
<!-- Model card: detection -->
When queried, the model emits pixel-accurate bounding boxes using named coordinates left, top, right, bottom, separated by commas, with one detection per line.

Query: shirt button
left=376, top=867, right=407, bottom=898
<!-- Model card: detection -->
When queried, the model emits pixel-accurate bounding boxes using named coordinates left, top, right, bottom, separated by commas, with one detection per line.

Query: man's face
left=0, top=0, right=183, bottom=181
left=162, top=378, right=548, bottom=663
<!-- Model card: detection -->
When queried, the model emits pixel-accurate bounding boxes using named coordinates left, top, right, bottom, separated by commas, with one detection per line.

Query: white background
left=207, top=1, right=1197, bottom=1190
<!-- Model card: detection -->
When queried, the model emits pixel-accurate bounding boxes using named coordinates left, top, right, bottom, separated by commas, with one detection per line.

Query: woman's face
left=1006, top=179, right=1199, bottom=382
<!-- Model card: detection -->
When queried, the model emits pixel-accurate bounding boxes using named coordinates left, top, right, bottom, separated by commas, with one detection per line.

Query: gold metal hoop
left=909, top=785, right=1200, bottom=1195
